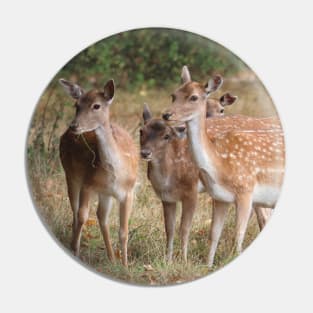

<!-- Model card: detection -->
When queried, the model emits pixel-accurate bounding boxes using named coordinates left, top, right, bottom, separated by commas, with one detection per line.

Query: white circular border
left=1, top=1, right=312, bottom=312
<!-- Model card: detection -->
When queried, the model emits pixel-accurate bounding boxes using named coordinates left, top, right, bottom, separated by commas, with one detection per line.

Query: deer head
left=140, top=104, right=185, bottom=161
left=163, top=65, right=223, bottom=123
left=59, top=79, right=115, bottom=134
left=206, top=93, right=237, bottom=117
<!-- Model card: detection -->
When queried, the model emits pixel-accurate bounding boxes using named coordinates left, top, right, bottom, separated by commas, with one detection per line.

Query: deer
left=162, top=66, right=285, bottom=268
left=140, top=100, right=278, bottom=262
left=205, top=114, right=281, bottom=229
left=206, top=93, right=237, bottom=117
left=205, top=115, right=281, bottom=230
left=139, top=93, right=237, bottom=263
left=140, top=105, right=200, bottom=263
left=59, top=78, right=138, bottom=267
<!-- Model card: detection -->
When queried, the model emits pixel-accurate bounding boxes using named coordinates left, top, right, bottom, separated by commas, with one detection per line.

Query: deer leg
left=71, top=187, right=91, bottom=256
left=66, top=177, right=80, bottom=239
left=254, top=207, right=272, bottom=231
left=208, top=200, right=229, bottom=268
left=263, top=207, right=273, bottom=223
left=119, top=190, right=134, bottom=267
left=162, top=201, right=177, bottom=263
left=235, top=194, right=253, bottom=254
left=180, top=195, right=197, bottom=263
left=97, top=194, right=114, bottom=262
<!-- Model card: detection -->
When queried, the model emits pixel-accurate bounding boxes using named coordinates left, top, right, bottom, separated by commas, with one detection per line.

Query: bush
left=56, top=28, right=244, bottom=90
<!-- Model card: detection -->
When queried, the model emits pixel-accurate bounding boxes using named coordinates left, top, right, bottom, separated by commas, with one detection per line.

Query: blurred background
left=27, top=28, right=278, bottom=285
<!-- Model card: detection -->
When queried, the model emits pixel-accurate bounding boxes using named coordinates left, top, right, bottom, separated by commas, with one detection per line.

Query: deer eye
left=220, top=109, right=224, bottom=114
left=190, top=95, right=198, bottom=101
left=164, top=134, right=170, bottom=140
left=93, top=104, right=101, bottom=110
left=171, top=94, right=176, bottom=102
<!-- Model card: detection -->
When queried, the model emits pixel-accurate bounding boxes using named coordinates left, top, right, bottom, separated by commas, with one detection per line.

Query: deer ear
left=205, top=75, right=223, bottom=95
left=59, top=79, right=84, bottom=99
left=103, top=79, right=115, bottom=105
left=220, top=93, right=238, bottom=106
left=181, top=65, right=191, bottom=84
left=143, top=103, right=152, bottom=124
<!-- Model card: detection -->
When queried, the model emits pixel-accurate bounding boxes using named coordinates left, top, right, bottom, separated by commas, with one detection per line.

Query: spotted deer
left=59, top=79, right=138, bottom=266
left=140, top=105, right=277, bottom=262
left=139, top=94, right=237, bottom=262
left=206, top=115, right=282, bottom=229
left=163, top=66, right=285, bottom=267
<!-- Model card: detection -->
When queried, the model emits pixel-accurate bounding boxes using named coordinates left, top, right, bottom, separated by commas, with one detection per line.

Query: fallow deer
left=59, top=79, right=138, bottom=266
left=140, top=102, right=277, bottom=261
left=163, top=66, right=285, bottom=267
left=139, top=94, right=237, bottom=262
left=205, top=115, right=282, bottom=229
left=206, top=93, right=237, bottom=117
left=140, top=105, right=200, bottom=262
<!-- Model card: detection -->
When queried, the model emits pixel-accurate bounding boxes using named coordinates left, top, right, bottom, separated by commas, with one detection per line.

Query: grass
left=26, top=76, right=276, bottom=286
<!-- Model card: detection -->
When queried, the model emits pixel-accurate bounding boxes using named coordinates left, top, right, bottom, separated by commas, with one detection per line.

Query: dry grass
left=27, top=77, right=276, bottom=286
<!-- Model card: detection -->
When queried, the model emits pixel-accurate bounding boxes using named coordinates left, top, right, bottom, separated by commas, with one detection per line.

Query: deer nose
left=141, top=149, right=152, bottom=159
left=69, top=120, right=79, bottom=131
left=162, top=112, right=173, bottom=121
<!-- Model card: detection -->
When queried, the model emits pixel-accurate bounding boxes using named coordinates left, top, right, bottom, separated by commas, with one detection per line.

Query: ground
left=27, top=79, right=276, bottom=285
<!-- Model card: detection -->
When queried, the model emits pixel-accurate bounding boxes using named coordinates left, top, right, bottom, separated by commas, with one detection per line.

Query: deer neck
left=186, top=106, right=222, bottom=184
left=149, top=145, right=173, bottom=185
left=94, top=122, right=120, bottom=170
left=150, top=146, right=172, bottom=173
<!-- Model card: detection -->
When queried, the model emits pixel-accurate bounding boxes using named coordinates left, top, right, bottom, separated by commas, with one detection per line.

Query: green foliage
left=57, top=28, right=245, bottom=90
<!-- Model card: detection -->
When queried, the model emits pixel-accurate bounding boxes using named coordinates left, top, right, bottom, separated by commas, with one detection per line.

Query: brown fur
left=140, top=117, right=199, bottom=262
left=60, top=123, right=138, bottom=193
left=164, top=67, right=285, bottom=267
left=206, top=93, right=237, bottom=117
left=206, top=98, right=225, bottom=117
left=141, top=111, right=282, bottom=261
left=59, top=79, right=138, bottom=266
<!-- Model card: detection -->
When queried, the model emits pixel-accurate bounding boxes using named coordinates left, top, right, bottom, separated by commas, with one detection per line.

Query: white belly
left=209, top=182, right=235, bottom=203
left=253, top=184, right=280, bottom=207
